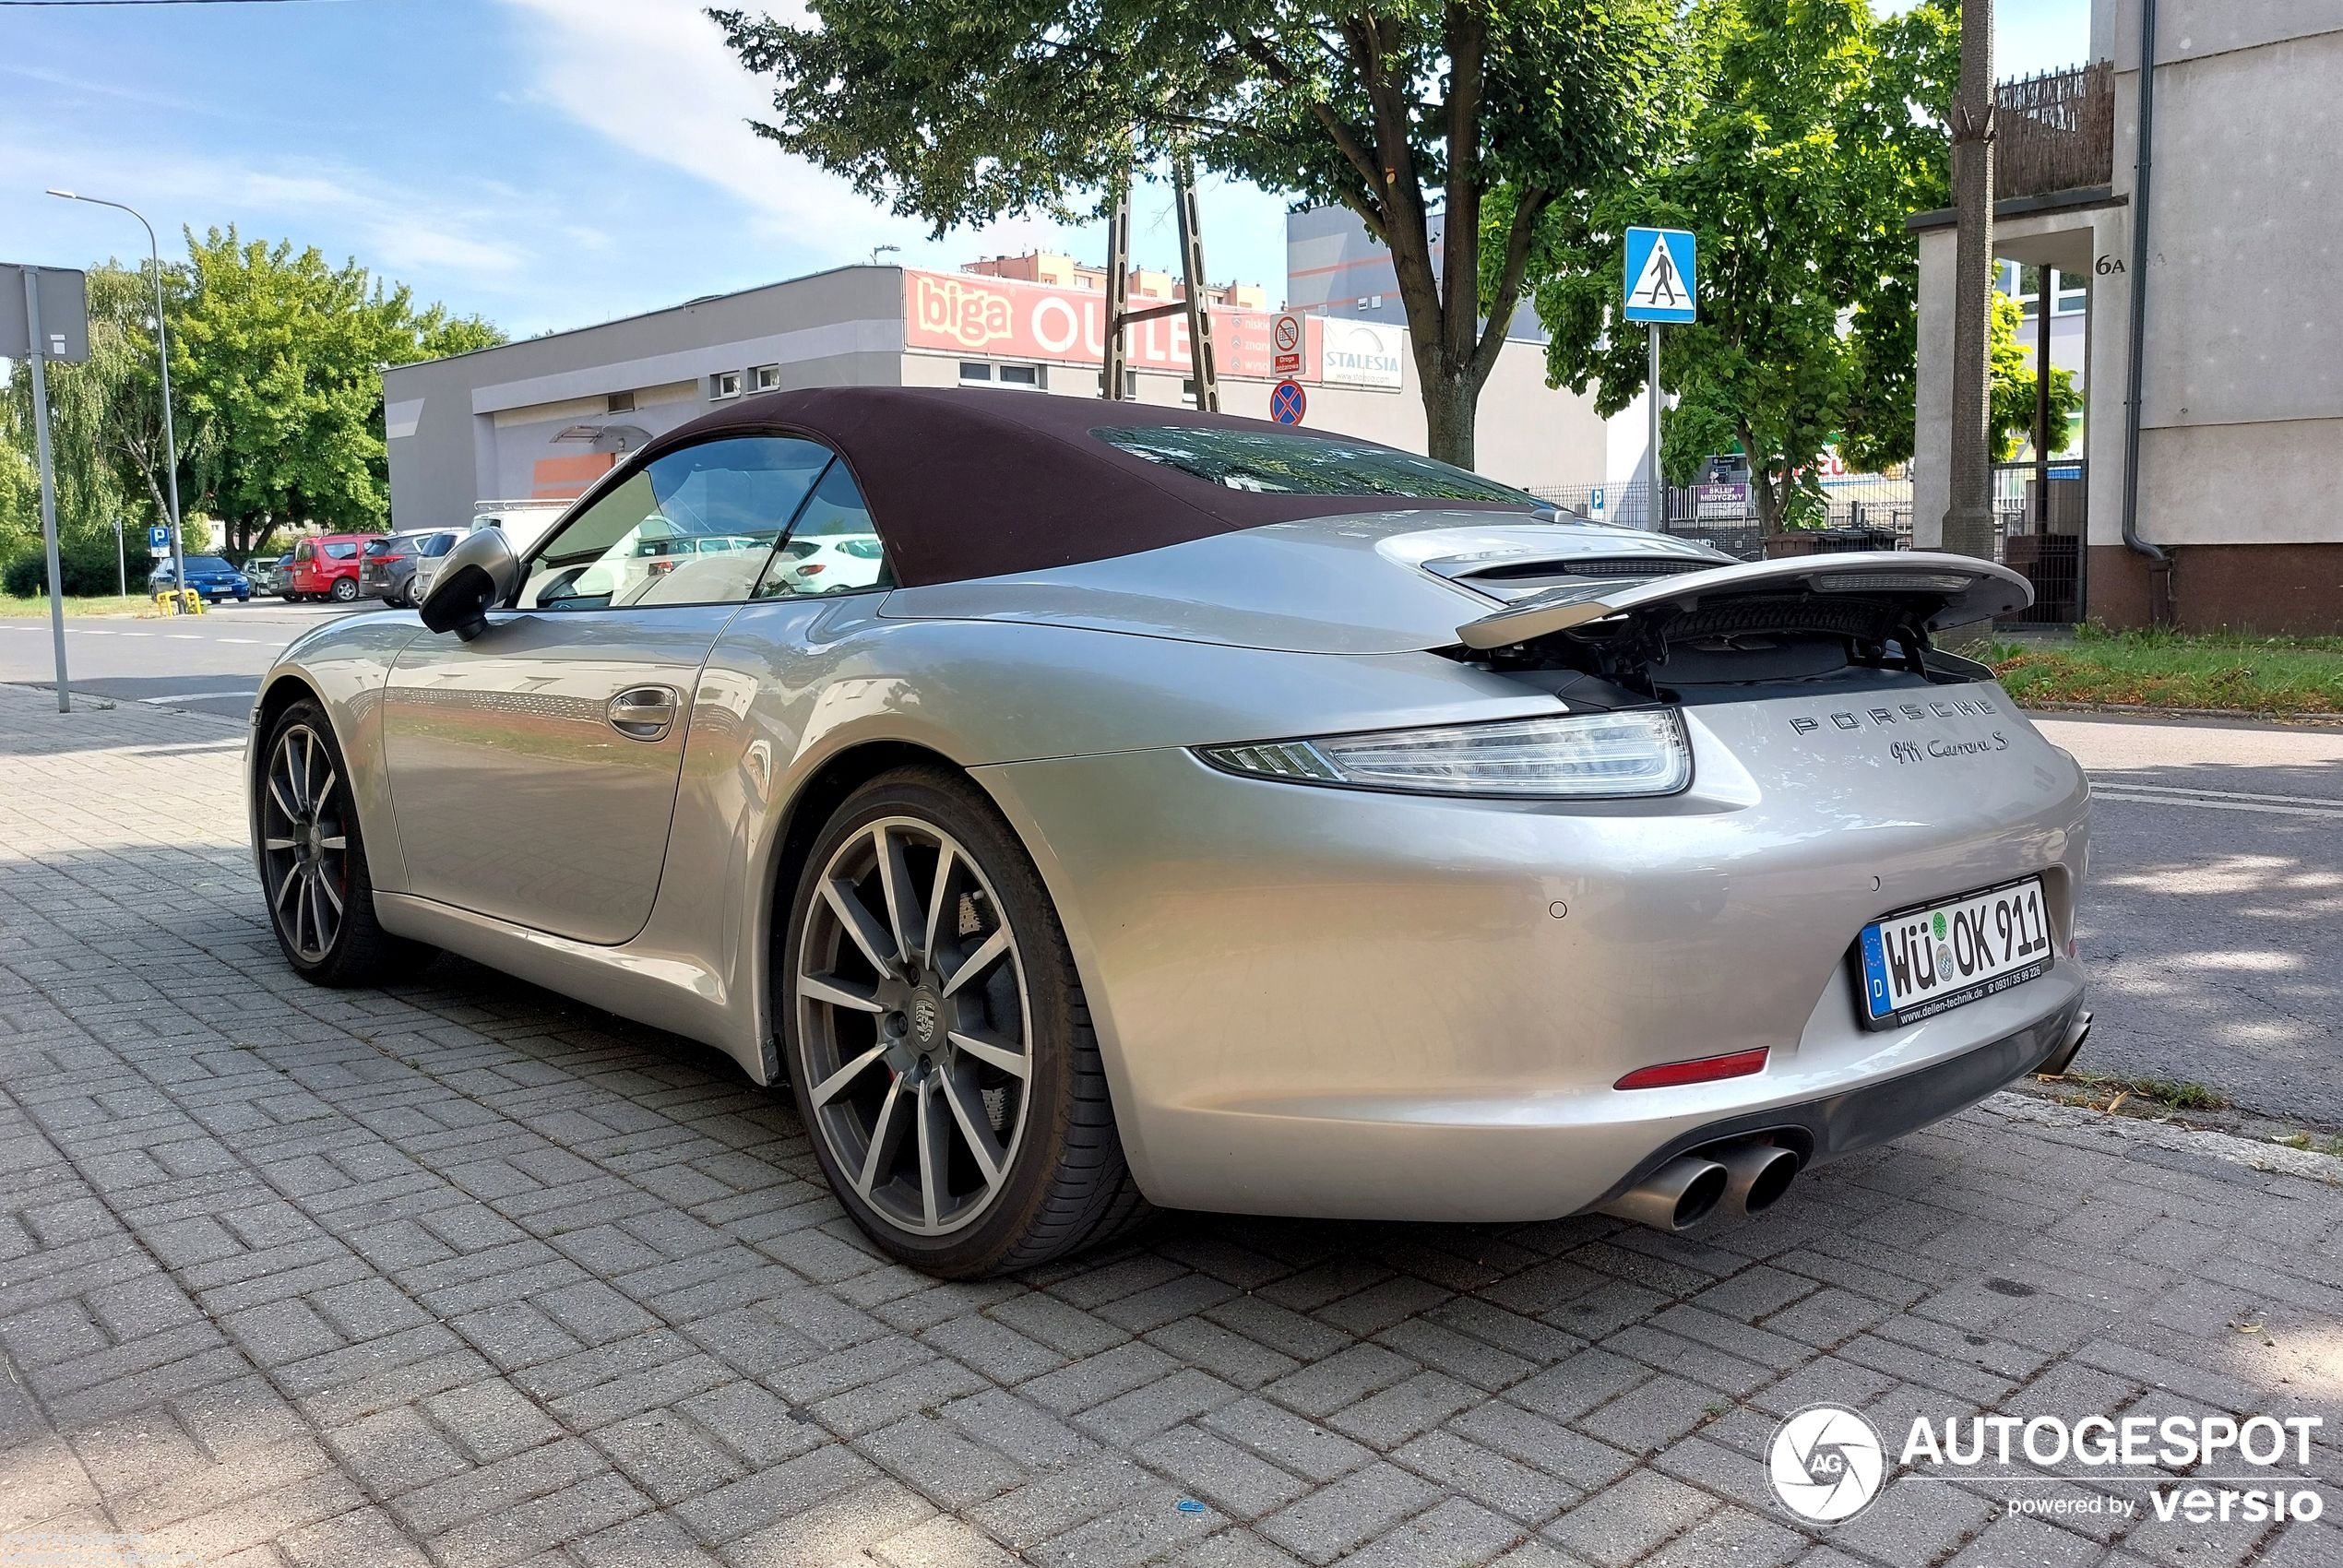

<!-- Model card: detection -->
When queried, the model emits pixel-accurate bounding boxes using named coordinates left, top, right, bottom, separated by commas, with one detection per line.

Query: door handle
left=607, top=685, right=679, bottom=741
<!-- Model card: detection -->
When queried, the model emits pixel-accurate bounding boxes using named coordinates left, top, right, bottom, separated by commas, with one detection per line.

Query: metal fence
left=1995, top=61, right=2115, bottom=202
left=1992, top=458, right=2087, bottom=626
left=1532, top=473, right=1915, bottom=539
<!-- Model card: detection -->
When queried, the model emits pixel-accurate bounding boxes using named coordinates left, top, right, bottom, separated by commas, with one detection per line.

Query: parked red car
left=286, top=534, right=372, bottom=602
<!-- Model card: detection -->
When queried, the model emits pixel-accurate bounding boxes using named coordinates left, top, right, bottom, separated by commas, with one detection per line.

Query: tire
left=782, top=766, right=1149, bottom=1277
left=255, top=699, right=425, bottom=986
left=329, top=577, right=359, bottom=603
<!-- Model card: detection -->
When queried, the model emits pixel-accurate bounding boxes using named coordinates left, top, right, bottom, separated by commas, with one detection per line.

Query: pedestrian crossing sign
left=1623, top=227, right=1696, bottom=324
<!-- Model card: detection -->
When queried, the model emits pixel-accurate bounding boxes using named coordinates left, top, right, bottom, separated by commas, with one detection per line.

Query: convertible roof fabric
left=634, top=386, right=1526, bottom=588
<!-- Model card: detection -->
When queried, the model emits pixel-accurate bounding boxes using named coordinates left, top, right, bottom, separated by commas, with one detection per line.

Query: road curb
left=2019, top=699, right=2343, bottom=726
left=1980, top=1089, right=2343, bottom=1184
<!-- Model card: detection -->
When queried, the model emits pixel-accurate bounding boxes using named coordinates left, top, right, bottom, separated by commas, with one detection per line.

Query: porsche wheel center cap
left=910, top=992, right=943, bottom=1048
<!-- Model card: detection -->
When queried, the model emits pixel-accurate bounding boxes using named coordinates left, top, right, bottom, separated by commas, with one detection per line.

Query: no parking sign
left=1269, top=379, right=1306, bottom=425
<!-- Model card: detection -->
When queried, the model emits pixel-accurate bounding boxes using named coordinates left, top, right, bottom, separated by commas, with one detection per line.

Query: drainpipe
left=2119, top=0, right=2173, bottom=624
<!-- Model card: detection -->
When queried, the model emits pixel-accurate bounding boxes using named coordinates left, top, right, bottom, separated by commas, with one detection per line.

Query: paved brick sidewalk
left=0, top=684, right=2336, bottom=1568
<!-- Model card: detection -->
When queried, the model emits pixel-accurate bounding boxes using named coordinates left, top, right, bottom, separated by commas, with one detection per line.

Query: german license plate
left=1855, top=877, right=2053, bottom=1028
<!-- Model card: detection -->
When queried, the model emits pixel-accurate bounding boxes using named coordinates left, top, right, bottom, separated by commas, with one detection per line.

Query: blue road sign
left=1269, top=379, right=1306, bottom=425
left=1623, top=227, right=1696, bottom=324
left=148, top=524, right=170, bottom=552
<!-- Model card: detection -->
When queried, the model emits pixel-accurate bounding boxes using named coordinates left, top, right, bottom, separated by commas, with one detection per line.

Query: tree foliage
left=172, top=229, right=504, bottom=556
left=0, top=231, right=501, bottom=582
left=0, top=264, right=163, bottom=560
left=711, top=0, right=1683, bottom=467
left=1527, top=0, right=1957, bottom=529
left=1987, top=293, right=2083, bottom=462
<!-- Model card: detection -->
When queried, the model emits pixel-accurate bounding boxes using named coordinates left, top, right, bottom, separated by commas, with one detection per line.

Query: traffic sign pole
left=23, top=269, right=69, bottom=712
left=1648, top=324, right=1662, bottom=532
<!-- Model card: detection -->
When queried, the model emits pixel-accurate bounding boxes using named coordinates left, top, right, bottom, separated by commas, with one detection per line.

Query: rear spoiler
left=1453, top=552, right=2032, bottom=651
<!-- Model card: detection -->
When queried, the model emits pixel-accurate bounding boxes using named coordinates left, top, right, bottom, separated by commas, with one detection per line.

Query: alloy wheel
left=796, top=817, right=1031, bottom=1236
left=259, top=724, right=350, bottom=963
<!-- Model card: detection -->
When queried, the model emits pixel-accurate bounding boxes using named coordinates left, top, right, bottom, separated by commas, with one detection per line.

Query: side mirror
left=420, top=525, right=522, bottom=641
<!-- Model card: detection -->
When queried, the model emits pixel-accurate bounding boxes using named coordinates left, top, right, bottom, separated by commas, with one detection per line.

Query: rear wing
left=1454, top=552, right=2031, bottom=651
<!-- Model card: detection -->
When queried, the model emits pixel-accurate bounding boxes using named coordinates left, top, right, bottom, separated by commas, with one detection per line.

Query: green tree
left=0, top=264, right=165, bottom=552
left=1528, top=0, right=1957, bottom=529
left=171, top=227, right=503, bottom=556
left=1987, top=292, right=2082, bottom=462
left=711, top=0, right=1682, bottom=468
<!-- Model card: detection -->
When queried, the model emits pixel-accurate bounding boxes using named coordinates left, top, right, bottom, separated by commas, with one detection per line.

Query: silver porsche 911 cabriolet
left=250, top=387, right=2089, bottom=1277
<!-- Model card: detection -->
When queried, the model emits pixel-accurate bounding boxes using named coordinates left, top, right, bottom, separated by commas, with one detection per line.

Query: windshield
left=1092, top=425, right=1541, bottom=505
left=185, top=556, right=233, bottom=572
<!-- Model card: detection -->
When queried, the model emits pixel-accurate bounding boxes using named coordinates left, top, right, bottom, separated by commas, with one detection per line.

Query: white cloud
left=1, top=130, right=541, bottom=286
left=494, top=0, right=896, bottom=246
left=488, top=0, right=1167, bottom=275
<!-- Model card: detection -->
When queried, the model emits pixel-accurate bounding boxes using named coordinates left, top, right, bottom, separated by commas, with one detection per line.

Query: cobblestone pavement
left=1, top=684, right=2337, bottom=1568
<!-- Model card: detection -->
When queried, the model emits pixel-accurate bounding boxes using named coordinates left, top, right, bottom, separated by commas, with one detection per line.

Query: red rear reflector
left=1614, top=1048, right=1769, bottom=1091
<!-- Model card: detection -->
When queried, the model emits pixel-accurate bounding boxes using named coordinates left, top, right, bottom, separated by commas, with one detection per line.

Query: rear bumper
left=1591, top=996, right=2084, bottom=1207
left=977, top=686, right=2091, bottom=1223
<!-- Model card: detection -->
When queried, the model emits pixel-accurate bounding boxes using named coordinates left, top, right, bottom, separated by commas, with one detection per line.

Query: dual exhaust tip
left=1599, top=1141, right=1800, bottom=1232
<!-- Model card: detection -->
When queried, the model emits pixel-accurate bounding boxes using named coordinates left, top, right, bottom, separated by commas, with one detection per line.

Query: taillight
left=798, top=563, right=825, bottom=576
left=648, top=559, right=675, bottom=576
left=1614, top=1048, right=1769, bottom=1090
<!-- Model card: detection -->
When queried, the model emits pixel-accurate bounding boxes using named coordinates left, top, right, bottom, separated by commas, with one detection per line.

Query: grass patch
left=1990, top=626, right=2343, bottom=716
left=2273, top=1132, right=2343, bottom=1158
left=2046, top=1071, right=2230, bottom=1113
left=0, top=593, right=161, bottom=618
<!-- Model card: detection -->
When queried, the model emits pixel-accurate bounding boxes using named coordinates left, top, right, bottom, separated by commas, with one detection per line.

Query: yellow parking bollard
left=179, top=588, right=205, bottom=615
left=153, top=589, right=180, bottom=615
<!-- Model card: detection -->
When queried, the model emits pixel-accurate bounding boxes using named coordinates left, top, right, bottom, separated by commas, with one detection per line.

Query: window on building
left=708, top=370, right=742, bottom=401
left=958, top=362, right=993, bottom=383
left=751, top=363, right=782, bottom=392
left=996, top=363, right=1043, bottom=389
left=607, top=391, right=636, bottom=414
left=1181, top=377, right=1198, bottom=408
left=2001, top=263, right=2087, bottom=320
left=1096, top=370, right=1138, bottom=398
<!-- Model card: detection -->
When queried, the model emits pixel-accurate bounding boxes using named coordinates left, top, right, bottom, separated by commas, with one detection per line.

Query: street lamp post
left=47, top=191, right=186, bottom=601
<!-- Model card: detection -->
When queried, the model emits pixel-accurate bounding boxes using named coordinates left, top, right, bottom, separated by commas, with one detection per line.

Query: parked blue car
left=149, top=555, right=253, bottom=602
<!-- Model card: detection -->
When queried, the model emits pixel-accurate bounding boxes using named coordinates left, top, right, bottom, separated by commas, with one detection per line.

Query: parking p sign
left=148, top=525, right=171, bottom=554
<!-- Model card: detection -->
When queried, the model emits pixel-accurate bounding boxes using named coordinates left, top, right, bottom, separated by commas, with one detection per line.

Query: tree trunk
left=1941, top=0, right=1997, bottom=564
left=1422, top=373, right=1478, bottom=469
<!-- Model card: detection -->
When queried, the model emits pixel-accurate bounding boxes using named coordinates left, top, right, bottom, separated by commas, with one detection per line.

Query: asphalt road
left=0, top=598, right=368, bottom=718
left=3, top=616, right=2337, bottom=1123
left=2037, top=714, right=2343, bottom=1127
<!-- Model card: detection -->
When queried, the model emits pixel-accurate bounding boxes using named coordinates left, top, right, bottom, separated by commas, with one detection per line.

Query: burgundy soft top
left=633, top=386, right=1526, bottom=588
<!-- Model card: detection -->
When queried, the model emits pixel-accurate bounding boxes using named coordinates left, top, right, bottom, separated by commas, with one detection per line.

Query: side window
left=518, top=435, right=834, bottom=611
left=753, top=459, right=895, bottom=599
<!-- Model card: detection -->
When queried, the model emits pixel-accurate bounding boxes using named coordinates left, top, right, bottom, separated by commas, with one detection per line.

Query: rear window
left=1091, top=425, right=1541, bottom=505
left=362, top=540, right=398, bottom=558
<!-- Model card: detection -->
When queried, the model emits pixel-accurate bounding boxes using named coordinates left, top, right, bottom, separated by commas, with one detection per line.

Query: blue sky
left=5, top=0, right=2091, bottom=339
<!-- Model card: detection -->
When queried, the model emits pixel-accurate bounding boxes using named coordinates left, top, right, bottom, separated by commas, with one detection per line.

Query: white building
left=383, top=256, right=1608, bottom=532
left=1912, top=0, right=2343, bottom=632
